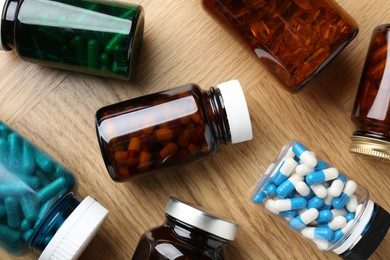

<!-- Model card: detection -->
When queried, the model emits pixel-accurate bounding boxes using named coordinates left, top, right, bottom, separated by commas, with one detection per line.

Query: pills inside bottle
left=202, top=0, right=359, bottom=92
left=0, top=0, right=144, bottom=79
left=351, top=24, right=390, bottom=160
left=96, top=80, right=253, bottom=181
left=132, top=197, right=238, bottom=260
left=252, top=141, right=389, bottom=258
left=0, top=122, right=108, bottom=258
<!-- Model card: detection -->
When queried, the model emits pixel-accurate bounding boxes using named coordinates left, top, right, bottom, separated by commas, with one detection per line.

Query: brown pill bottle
left=351, top=24, right=390, bottom=160
left=202, top=0, right=358, bottom=92
left=132, top=197, right=238, bottom=260
left=96, top=80, right=253, bottom=181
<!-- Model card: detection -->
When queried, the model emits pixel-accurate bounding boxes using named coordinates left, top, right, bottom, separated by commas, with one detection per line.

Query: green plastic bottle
left=0, top=0, right=144, bottom=79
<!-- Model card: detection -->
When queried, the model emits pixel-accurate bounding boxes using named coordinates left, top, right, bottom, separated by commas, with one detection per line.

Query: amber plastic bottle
left=351, top=24, right=390, bottom=160
left=96, top=80, right=253, bottom=181
left=132, top=197, right=238, bottom=260
left=202, top=0, right=358, bottom=92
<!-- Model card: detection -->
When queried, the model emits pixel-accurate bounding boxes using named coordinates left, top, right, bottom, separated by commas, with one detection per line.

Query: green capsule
left=113, top=44, right=127, bottom=66
left=105, top=34, right=124, bottom=53
left=21, top=141, right=36, bottom=175
left=111, top=61, right=118, bottom=73
left=35, top=150, right=55, bottom=173
left=34, top=197, right=56, bottom=229
left=23, top=229, right=34, bottom=241
left=20, top=193, right=39, bottom=222
left=19, top=219, right=33, bottom=231
left=0, top=123, right=10, bottom=139
left=0, top=224, right=22, bottom=242
left=36, top=169, right=52, bottom=187
left=120, top=9, right=136, bottom=18
left=38, top=27, right=65, bottom=45
left=8, top=133, right=22, bottom=172
left=4, top=197, right=22, bottom=229
left=70, top=36, right=87, bottom=65
left=36, top=177, right=66, bottom=203
left=100, top=52, right=111, bottom=67
left=87, top=39, right=99, bottom=68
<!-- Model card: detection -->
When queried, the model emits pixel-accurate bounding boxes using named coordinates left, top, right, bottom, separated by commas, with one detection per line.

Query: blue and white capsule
left=274, top=198, right=307, bottom=212
left=272, top=158, right=298, bottom=185
left=316, top=210, right=333, bottom=224
left=310, top=183, right=328, bottom=198
left=321, top=216, right=347, bottom=230
left=301, top=227, right=334, bottom=241
left=332, top=180, right=357, bottom=209
left=292, top=142, right=317, bottom=168
left=328, top=173, right=347, bottom=197
left=314, top=161, right=327, bottom=171
left=330, top=220, right=354, bottom=244
left=346, top=195, right=358, bottom=212
left=306, top=168, right=339, bottom=186
left=295, top=164, right=314, bottom=177
left=345, top=212, right=355, bottom=222
left=295, top=181, right=311, bottom=197
left=252, top=191, right=268, bottom=204
left=276, top=175, right=303, bottom=198
left=289, top=208, right=319, bottom=230
left=321, top=193, right=334, bottom=210
left=279, top=210, right=298, bottom=219
left=307, top=196, right=324, bottom=209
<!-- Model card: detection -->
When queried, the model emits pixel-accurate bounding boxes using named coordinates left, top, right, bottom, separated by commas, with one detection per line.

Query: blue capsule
left=265, top=183, right=277, bottom=196
left=253, top=192, right=267, bottom=204
left=306, top=168, right=338, bottom=186
left=0, top=139, right=8, bottom=165
left=20, top=219, right=33, bottom=231
left=21, top=141, right=36, bottom=175
left=302, top=227, right=334, bottom=241
left=345, top=212, right=355, bottom=222
left=23, top=229, right=34, bottom=241
left=34, top=197, right=57, bottom=229
left=20, top=193, right=39, bottom=222
left=279, top=210, right=298, bottom=218
left=37, top=177, right=67, bottom=202
left=8, top=133, right=22, bottom=172
left=0, top=224, right=22, bottom=242
left=308, top=196, right=324, bottom=209
left=35, top=150, right=55, bottom=173
left=276, top=175, right=302, bottom=199
left=316, top=210, right=333, bottom=224
left=314, top=161, right=327, bottom=171
left=0, top=204, right=5, bottom=217
left=331, top=229, right=344, bottom=244
left=4, top=197, right=22, bottom=229
left=0, top=123, right=10, bottom=139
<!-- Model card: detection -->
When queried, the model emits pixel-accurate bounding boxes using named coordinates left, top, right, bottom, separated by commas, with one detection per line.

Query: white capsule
left=295, top=181, right=311, bottom=197
left=310, top=184, right=328, bottom=198
left=331, top=208, right=348, bottom=217
left=346, top=195, right=358, bottom=212
left=295, top=164, right=314, bottom=176
left=343, top=180, right=358, bottom=197
left=301, top=208, right=319, bottom=224
left=265, top=200, right=279, bottom=214
left=286, top=147, right=295, bottom=159
left=328, top=174, right=347, bottom=197
left=328, top=216, right=347, bottom=230
left=313, top=239, right=330, bottom=250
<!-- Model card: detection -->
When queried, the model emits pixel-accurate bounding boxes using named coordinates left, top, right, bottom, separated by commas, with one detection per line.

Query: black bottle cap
left=342, top=203, right=390, bottom=259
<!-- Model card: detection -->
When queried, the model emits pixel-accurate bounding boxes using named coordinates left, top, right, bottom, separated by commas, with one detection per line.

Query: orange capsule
left=114, top=151, right=128, bottom=164
left=371, top=45, right=388, bottom=65
left=178, top=130, right=191, bottom=148
left=155, top=128, right=173, bottom=141
left=368, top=59, right=386, bottom=81
left=118, top=167, right=130, bottom=177
left=127, top=137, right=141, bottom=166
left=191, top=113, right=203, bottom=126
left=138, top=147, right=151, bottom=172
left=159, top=143, right=178, bottom=160
left=180, top=115, right=191, bottom=125
left=188, top=128, right=205, bottom=153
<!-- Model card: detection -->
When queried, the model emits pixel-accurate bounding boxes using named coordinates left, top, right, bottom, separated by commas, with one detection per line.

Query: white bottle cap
left=39, top=196, right=109, bottom=260
left=0, top=0, right=6, bottom=50
left=217, top=80, right=253, bottom=144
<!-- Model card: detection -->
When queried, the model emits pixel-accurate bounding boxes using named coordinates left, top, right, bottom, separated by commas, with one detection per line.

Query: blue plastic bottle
left=0, top=121, right=108, bottom=258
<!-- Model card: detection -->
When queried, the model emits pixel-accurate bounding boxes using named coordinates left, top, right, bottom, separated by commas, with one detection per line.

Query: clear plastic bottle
left=252, top=140, right=389, bottom=258
left=0, top=121, right=108, bottom=258
left=0, top=0, right=144, bottom=79
left=132, top=197, right=238, bottom=259
left=95, top=80, right=253, bottom=181
left=202, top=0, right=359, bottom=92
left=351, top=24, right=390, bottom=160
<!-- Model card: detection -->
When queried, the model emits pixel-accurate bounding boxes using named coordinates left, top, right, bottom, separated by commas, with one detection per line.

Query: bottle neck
left=203, top=87, right=231, bottom=145
left=1, top=0, right=18, bottom=50
left=30, top=193, right=80, bottom=252
left=166, top=215, right=228, bottom=254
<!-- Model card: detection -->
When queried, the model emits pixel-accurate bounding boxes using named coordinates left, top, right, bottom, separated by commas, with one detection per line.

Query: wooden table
left=0, top=0, right=389, bottom=259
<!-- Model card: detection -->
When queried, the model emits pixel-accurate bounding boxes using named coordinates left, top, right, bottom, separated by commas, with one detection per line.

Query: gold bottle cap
left=350, top=136, right=390, bottom=160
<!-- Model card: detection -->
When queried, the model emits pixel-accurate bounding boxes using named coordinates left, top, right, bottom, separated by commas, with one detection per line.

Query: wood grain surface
left=0, top=0, right=389, bottom=259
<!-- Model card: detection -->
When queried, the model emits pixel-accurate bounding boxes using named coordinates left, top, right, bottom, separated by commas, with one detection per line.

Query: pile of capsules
left=252, top=141, right=362, bottom=250
left=0, top=123, right=75, bottom=253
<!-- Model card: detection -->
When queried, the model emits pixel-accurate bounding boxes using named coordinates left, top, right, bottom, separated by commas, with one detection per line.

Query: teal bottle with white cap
left=0, top=121, right=108, bottom=258
left=96, top=80, right=253, bottom=181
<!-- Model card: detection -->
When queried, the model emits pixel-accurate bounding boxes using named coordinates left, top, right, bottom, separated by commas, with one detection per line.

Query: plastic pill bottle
left=0, top=0, right=144, bottom=79
left=252, top=140, right=389, bottom=259
left=0, top=121, right=108, bottom=259
left=202, top=0, right=358, bottom=92
left=132, top=197, right=238, bottom=260
left=96, top=80, right=253, bottom=181
left=351, top=24, right=390, bottom=160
